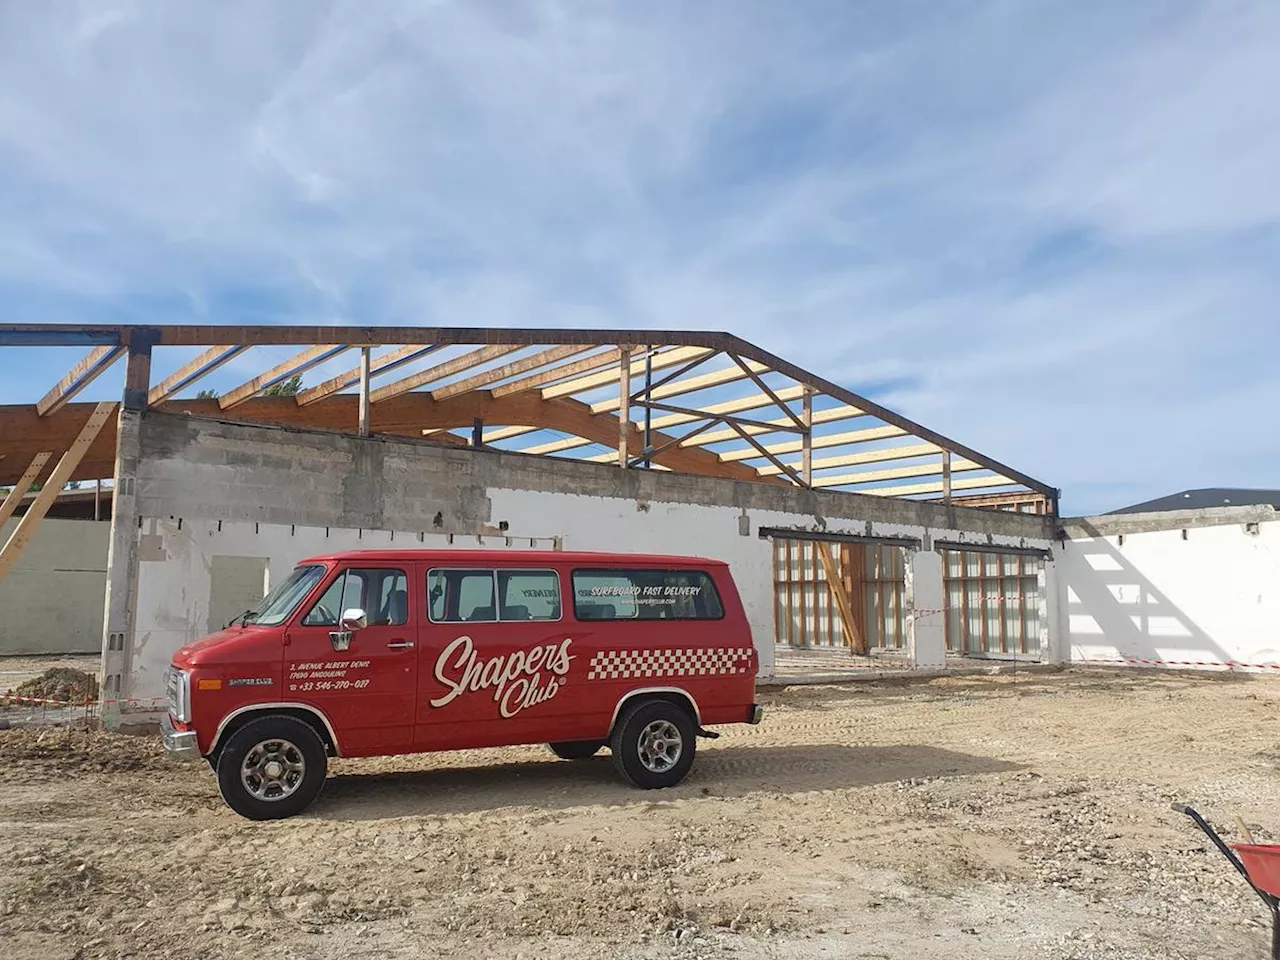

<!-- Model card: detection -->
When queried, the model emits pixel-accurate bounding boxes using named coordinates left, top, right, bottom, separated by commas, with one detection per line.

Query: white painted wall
left=128, top=518, right=559, bottom=705
left=1061, top=518, right=1280, bottom=669
left=0, top=518, right=109, bottom=655
left=127, top=497, right=1055, bottom=706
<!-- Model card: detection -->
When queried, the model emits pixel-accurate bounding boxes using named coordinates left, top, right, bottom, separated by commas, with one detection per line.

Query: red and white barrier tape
left=1, top=694, right=169, bottom=709
left=1077, top=657, right=1280, bottom=671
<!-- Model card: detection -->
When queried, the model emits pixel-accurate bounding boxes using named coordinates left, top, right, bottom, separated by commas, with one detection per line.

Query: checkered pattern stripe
left=587, top=647, right=754, bottom=681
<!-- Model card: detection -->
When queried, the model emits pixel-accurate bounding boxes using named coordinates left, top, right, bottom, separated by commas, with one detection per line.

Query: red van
left=161, top=550, right=763, bottom=819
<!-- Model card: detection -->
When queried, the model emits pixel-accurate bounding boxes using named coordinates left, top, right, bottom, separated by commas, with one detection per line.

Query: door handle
left=386, top=640, right=415, bottom=650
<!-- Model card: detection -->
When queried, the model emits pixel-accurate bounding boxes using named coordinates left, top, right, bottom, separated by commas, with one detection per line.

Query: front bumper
left=748, top=703, right=764, bottom=724
left=161, top=713, right=201, bottom=761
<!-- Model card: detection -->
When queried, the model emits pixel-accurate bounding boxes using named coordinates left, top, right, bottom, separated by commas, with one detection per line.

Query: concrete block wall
left=1059, top=507, right=1280, bottom=669
left=0, top=518, right=109, bottom=656
left=114, top=412, right=1058, bottom=704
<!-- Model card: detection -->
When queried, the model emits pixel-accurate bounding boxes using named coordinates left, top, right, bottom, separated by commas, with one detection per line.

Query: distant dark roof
left=1109, top=488, right=1280, bottom=515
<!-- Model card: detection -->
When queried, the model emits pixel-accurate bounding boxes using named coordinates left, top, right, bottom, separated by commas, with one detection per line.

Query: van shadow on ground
left=310, top=743, right=1023, bottom=821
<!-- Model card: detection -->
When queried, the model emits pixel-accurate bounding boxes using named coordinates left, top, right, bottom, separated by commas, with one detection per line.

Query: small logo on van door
left=430, top=636, right=575, bottom=718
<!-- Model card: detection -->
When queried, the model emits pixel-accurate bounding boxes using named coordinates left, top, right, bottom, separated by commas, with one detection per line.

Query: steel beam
left=36, top=345, right=126, bottom=416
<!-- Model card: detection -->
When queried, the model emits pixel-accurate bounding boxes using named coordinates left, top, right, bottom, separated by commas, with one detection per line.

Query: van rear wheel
left=215, top=715, right=328, bottom=820
left=548, top=740, right=604, bottom=761
left=610, top=699, right=696, bottom=789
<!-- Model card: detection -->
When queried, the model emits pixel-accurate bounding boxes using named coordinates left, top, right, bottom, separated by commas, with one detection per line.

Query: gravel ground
left=1, top=668, right=1277, bottom=960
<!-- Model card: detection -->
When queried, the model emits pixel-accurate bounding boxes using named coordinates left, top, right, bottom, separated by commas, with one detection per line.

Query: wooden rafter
left=680, top=405, right=865, bottom=450
left=490, top=348, right=623, bottom=399
left=296, top=345, right=441, bottom=406
left=591, top=357, right=769, bottom=414
left=757, top=442, right=943, bottom=477
left=0, top=452, right=52, bottom=528
left=812, top=458, right=980, bottom=489
left=863, top=475, right=1017, bottom=498
left=219, top=345, right=349, bottom=409
left=370, top=345, right=520, bottom=404
left=36, top=345, right=126, bottom=416
left=543, top=347, right=712, bottom=401
left=717, top=425, right=906, bottom=463
left=431, top=345, right=595, bottom=401
left=543, top=386, right=821, bottom=459
left=148, top=345, right=249, bottom=405
left=0, top=403, right=116, bottom=583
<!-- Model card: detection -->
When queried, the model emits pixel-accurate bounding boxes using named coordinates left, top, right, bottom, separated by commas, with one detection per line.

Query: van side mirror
left=330, top=608, right=367, bottom=652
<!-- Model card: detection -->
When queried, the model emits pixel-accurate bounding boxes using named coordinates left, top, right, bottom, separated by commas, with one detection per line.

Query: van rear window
left=572, top=569, right=724, bottom=621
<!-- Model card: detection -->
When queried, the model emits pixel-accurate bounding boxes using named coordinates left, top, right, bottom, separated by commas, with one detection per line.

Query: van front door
left=284, top=563, right=418, bottom=755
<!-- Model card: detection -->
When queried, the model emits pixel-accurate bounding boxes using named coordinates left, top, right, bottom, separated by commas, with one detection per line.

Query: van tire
left=215, top=715, right=328, bottom=821
left=610, top=699, right=696, bottom=789
left=548, top=740, right=604, bottom=761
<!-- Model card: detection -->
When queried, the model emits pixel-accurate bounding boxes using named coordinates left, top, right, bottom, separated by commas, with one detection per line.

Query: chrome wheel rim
left=240, top=738, right=306, bottom=801
left=637, top=720, right=683, bottom=773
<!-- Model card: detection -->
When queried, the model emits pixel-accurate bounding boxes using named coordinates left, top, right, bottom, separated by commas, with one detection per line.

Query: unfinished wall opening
left=942, top=548, right=1044, bottom=657
left=771, top=535, right=910, bottom=654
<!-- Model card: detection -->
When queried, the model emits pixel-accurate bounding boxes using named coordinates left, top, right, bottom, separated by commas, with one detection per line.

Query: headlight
left=166, top=668, right=191, bottom=722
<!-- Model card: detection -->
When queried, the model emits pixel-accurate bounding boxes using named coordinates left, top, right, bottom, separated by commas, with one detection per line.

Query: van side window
left=427, top=569, right=497, bottom=623
left=498, top=570, right=561, bottom=621
left=572, top=569, right=725, bottom=621
left=427, top=569, right=562, bottom=623
left=303, top=568, right=408, bottom=627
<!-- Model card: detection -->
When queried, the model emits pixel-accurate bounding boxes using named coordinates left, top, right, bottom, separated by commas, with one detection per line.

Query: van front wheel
left=610, top=700, right=696, bottom=789
left=215, top=715, right=328, bottom=820
left=547, top=740, right=604, bottom=761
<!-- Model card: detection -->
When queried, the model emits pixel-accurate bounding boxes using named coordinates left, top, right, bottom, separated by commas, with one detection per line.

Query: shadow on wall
left=313, top=743, right=1022, bottom=820
left=1064, top=523, right=1236, bottom=667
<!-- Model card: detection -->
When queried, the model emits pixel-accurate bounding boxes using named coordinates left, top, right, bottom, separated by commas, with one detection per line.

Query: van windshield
left=244, top=565, right=326, bottom=626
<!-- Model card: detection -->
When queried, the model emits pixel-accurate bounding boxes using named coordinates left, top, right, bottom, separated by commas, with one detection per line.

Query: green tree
left=264, top=374, right=303, bottom=397
left=195, top=388, right=218, bottom=400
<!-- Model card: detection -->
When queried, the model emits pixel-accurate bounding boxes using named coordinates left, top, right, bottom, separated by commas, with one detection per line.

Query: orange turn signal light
left=197, top=678, right=223, bottom=691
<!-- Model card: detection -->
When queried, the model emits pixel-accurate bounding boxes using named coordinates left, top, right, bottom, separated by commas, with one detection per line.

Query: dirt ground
left=2, top=668, right=1278, bottom=960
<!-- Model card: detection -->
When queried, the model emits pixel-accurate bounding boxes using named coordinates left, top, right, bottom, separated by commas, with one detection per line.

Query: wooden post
left=942, top=450, right=952, bottom=503
left=0, top=452, right=52, bottom=529
left=816, top=543, right=865, bottom=654
left=618, top=347, right=633, bottom=468
left=358, top=346, right=371, bottom=438
left=0, top=404, right=116, bottom=583
left=94, top=478, right=101, bottom=521
left=802, top=386, right=814, bottom=487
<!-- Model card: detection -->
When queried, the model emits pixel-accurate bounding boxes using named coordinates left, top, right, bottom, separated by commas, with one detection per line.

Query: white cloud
left=0, top=0, right=1276, bottom=513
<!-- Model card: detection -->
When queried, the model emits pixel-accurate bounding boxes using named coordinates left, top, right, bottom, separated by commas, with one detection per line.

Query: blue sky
left=1, top=1, right=1277, bottom=515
